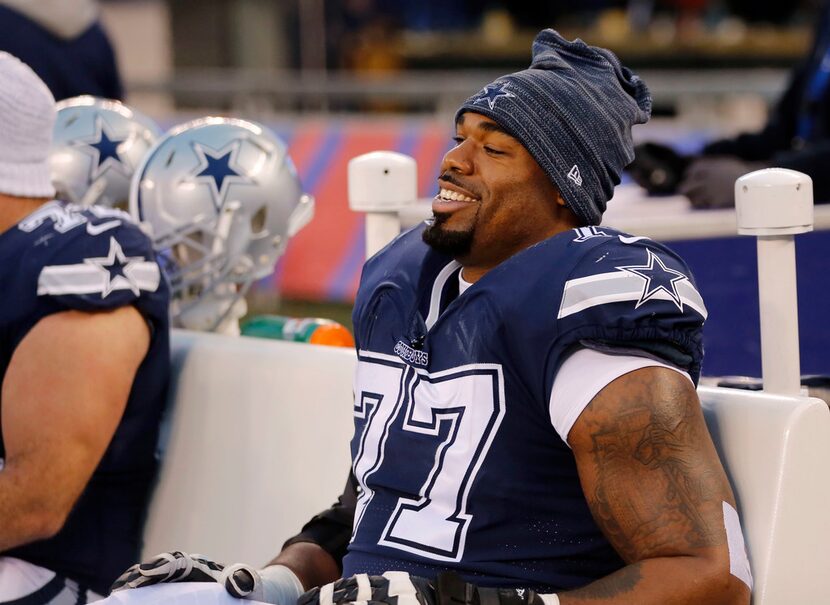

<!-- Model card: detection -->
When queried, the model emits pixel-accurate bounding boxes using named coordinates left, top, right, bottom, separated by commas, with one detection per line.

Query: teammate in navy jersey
left=630, top=1, right=830, bottom=207
left=109, top=29, right=750, bottom=605
left=0, top=53, right=170, bottom=604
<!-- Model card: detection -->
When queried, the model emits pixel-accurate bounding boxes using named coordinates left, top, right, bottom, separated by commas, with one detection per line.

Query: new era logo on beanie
left=568, top=165, right=583, bottom=186
left=455, top=29, right=651, bottom=226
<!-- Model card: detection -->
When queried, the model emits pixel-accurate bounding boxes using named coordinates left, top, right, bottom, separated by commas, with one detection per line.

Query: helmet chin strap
left=212, top=297, right=247, bottom=336
left=79, top=177, right=107, bottom=206
left=174, top=289, right=248, bottom=335
left=173, top=199, right=250, bottom=334
left=287, top=193, right=315, bottom=237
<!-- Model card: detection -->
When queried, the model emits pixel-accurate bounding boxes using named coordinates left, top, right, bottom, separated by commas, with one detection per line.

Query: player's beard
left=422, top=211, right=474, bottom=257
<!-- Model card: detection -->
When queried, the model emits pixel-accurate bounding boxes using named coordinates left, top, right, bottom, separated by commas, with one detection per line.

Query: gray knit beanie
left=455, top=29, right=651, bottom=226
left=0, top=52, right=56, bottom=198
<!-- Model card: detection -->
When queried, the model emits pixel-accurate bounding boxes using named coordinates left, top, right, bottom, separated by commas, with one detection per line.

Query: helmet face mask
left=131, top=117, right=314, bottom=331
left=50, top=96, right=160, bottom=208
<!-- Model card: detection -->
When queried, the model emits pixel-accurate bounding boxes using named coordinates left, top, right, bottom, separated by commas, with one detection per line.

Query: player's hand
left=627, top=142, right=691, bottom=195
left=298, top=572, right=436, bottom=605
left=679, top=156, right=768, bottom=209
left=111, top=552, right=260, bottom=599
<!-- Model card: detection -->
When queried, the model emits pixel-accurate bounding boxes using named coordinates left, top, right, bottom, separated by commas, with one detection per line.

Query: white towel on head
left=0, top=51, right=56, bottom=198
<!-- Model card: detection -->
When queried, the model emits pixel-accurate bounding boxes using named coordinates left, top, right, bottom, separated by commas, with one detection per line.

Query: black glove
left=627, top=142, right=691, bottom=195
left=298, top=571, right=549, bottom=605
left=110, top=551, right=260, bottom=598
left=678, top=156, right=768, bottom=209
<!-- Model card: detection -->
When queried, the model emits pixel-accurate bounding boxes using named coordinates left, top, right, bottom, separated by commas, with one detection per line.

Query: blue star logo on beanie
left=472, top=82, right=515, bottom=110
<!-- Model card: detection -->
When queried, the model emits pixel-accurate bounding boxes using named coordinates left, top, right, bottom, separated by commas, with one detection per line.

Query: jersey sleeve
left=549, top=347, right=693, bottom=445
left=35, top=220, right=166, bottom=317
left=552, top=236, right=707, bottom=383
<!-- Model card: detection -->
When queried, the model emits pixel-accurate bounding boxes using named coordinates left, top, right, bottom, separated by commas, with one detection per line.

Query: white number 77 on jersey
left=351, top=351, right=505, bottom=562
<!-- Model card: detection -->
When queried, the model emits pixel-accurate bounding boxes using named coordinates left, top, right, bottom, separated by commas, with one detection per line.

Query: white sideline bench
left=698, top=386, right=830, bottom=604
left=141, top=329, right=356, bottom=566
left=142, top=330, right=830, bottom=604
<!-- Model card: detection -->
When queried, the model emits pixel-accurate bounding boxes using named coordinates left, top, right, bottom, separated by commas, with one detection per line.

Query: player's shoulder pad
left=557, top=229, right=707, bottom=324
left=354, top=223, right=449, bottom=341
left=358, top=222, right=441, bottom=294
left=549, top=228, right=706, bottom=381
left=364, top=221, right=430, bottom=270
left=21, top=202, right=164, bottom=307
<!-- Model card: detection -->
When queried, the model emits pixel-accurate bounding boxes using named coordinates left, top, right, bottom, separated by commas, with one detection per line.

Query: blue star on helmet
left=84, top=237, right=144, bottom=297
left=191, top=142, right=251, bottom=212
left=617, top=249, right=689, bottom=311
left=72, top=116, right=128, bottom=180
left=471, top=82, right=516, bottom=110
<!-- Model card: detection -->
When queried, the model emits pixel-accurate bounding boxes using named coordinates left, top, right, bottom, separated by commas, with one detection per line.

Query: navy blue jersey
left=0, top=6, right=124, bottom=101
left=0, top=201, right=170, bottom=594
left=343, top=224, right=706, bottom=592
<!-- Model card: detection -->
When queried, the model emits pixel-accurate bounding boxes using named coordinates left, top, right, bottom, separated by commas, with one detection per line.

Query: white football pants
left=0, top=557, right=103, bottom=604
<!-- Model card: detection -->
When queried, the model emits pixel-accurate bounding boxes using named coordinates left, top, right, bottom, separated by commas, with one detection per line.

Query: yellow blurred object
left=596, top=9, right=631, bottom=43
left=481, top=8, right=516, bottom=47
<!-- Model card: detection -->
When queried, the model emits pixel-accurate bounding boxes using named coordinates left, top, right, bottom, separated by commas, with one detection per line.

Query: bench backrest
left=141, top=329, right=356, bottom=565
left=698, top=386, right=830, bottom=604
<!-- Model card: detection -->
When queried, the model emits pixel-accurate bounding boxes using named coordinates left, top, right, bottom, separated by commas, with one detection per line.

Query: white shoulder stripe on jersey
left=558, top=270, right=707, bottom=319
left=37, top=261, right=160, bottom=297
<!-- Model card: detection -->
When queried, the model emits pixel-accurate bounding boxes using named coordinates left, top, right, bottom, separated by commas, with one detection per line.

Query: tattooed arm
left=560, top=366, right=750, bottom=605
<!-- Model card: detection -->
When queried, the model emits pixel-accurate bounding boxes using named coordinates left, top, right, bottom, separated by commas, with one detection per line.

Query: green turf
left=246, top=294, right=355, bottom=334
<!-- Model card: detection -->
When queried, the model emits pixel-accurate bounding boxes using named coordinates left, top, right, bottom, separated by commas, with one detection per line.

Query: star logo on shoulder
left=85, top=237, right=144, bottom=297
left=72, top=116, right=128, bottom=180
left=617, top=249, right=688, bottom=311
left=471, top=81, right=515, bottom=110
left=190, top=141, right=252, bottom=212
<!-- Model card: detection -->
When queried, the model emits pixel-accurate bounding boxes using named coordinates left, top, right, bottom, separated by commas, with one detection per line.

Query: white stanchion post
left=734, top=168, right=814, bottom=396
left=348, top=151, right=417, bottom=259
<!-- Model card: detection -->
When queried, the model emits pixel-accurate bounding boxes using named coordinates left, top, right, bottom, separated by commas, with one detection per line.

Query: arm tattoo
left=579, top=368, right=731, bottom=563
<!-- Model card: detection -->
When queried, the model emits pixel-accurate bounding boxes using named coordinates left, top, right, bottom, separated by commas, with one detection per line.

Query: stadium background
left=96, top=0, right=822, bottom=373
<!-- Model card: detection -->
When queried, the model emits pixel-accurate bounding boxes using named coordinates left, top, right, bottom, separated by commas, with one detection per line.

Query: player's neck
left=0, top=194, right=52, bottom=234
left=460, top=213, right=580, bottom=284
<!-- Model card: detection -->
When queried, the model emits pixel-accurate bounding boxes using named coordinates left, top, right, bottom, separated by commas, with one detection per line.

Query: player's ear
left=552, top=187, right=581, bottom=229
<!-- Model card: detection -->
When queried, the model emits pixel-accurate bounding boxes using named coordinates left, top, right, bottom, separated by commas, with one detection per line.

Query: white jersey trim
left=37, top=237, right=160, bottom=298
left=558, top=268, right=707, bottom=319
left=549, top=347, right=692, bottom=446
left=458, top=270, right=473, bottom=296
left=425, top=261, right=461, bottom=330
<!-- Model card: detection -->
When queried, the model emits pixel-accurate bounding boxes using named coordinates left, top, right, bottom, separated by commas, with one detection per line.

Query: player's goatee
left=422, top=212, right=474, bottom=257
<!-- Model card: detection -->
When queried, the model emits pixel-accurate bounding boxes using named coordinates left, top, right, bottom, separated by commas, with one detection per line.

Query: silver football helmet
left=130, top=117, right=314, bottom=332
left=50, top=96, right=160, bottom=208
